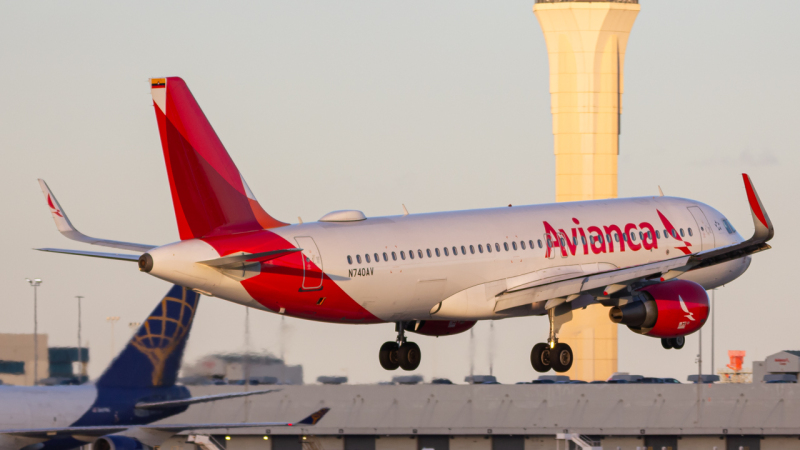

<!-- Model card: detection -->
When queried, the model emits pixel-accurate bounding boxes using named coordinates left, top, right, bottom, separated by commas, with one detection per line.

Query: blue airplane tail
left=96, top=285, right=200, bottom=388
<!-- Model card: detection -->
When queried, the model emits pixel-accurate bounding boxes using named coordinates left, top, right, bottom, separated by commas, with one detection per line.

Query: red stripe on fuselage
left=201, top=230, right=383, bottom=324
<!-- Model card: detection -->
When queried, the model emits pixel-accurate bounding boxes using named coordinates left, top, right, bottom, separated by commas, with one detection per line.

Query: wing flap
left=38, top=179, right=155, bottom=253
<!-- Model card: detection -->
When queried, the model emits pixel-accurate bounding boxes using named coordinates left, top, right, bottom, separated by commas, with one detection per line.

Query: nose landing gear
left=530, top=306, right=574, bottom=373
left=379, top=322, right=421, bottom=371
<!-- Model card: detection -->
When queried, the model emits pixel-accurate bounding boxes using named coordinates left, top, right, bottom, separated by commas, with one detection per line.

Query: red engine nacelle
left=609, top=280, right=709, bottom=338
left=406, top=320, right=476, bottom=336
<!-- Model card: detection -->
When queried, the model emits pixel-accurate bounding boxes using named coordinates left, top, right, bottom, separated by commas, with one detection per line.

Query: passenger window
left=572, top=237, right=577, bottom=246
left=487, top=244, right=492, bottom=253
left=680, top=228, right=685, bottom=237
left=580, top=236, right=586, bottom=245
left=365, top=254, right=371, bottom=263
left=347, top=255, right=353, bottom=265
left=418, top=249, right=423, bottom=259
left=461, top=245, right=466, bottom=255
left=512, top=242, right=517, bottom=251
left=392, top=252, right=397, bottom=261
left=504, top=242, right=509, bottom=251
left=400, top=251, right=406, bottom=260
left=639, top=231, right=643, bottom=241
left=435, top=248, right=441, bottom=257
left=469, top=245, right=475, bottom=254
left=495, top=243, right=501, bottom=252
left=688, top=228, right=693, bottom=237
left=606, top=234, right=611, bottom=243
left=614, top=233, right=619, bottom=243
left=622, top=233, right=628, bottom=242
left=427, top=249, right=432, bottom=258
left=671, top=229, right=677, bottom=238
left=356, top=255, right=362, bottom=264
left=599, top=235, right=604, bottom=244
left=538, top=239, right=543, bottom=248
left=383, top=252, right=388, bottom=262
left=630, top=232, right=636, bottom=242
left=478, top=244, right=484, bottom=253
left=559, top=237, right=565, bottom=247
left=444, top=247, right=450, bottom=256
left=452, top=246, right=458, bottom=256
left=656, top=230, right=661, bottom=239
left=408, top=251, right=414, bottom=260
left=521, top=241, right=526, bottom=250
left=374, top=253, right=379, bottom=262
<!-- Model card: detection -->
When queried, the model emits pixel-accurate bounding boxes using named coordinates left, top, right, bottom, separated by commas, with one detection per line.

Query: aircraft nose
left=138, top=253, right=154, bottom=272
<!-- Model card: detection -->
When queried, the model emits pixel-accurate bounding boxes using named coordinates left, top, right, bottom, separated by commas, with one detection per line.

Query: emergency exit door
left=294, top=236, right=323, bottom=290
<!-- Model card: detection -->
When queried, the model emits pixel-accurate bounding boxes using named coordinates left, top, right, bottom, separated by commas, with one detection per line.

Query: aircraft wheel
left=398, top=342, right=421, bottom=371
left=661, top=338, right=673, bottom=350
left=671, top=336, right=686, bottom=350
left=530, top=343, right=552, bottom=373
left=379, top=341, right=400, bottom=370
left=550, top=343, right=573, bottom=373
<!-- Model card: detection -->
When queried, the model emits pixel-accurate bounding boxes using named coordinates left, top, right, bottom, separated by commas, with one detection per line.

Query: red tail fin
left=151, top=77, right=286, bottom=239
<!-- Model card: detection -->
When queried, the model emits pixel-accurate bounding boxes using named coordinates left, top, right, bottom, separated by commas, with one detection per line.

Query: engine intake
left=610, top=280, right=709, bottom=338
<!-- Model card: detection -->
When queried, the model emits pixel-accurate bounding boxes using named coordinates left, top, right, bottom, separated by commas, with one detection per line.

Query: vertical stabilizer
left=96, top=285, right=199, bottom=388
left=151, top=77, right=287, bottom=240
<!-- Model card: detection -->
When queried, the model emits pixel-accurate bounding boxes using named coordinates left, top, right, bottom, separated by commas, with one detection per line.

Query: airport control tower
left=534, top=0, right=639, bottom=381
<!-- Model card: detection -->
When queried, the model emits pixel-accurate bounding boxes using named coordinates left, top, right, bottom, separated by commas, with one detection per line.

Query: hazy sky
left=1, top=1, right=799, bottom=385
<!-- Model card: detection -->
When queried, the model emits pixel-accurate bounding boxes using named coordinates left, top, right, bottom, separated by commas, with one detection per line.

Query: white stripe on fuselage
left=272, top=196, right=745, bottom=321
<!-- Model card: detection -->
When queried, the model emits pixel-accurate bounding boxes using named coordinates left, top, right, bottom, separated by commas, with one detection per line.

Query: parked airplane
left=0, top=284, right=329, bottom=450
left=37, top=77, right=774, bottom=374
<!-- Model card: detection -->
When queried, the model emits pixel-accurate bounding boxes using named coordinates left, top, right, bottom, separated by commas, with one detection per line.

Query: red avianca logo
left=543, top=209, right=692, bottom=257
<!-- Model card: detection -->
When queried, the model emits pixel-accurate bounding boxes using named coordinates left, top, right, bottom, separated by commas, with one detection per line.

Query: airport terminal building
left=158, top=383, right=800, bottom=450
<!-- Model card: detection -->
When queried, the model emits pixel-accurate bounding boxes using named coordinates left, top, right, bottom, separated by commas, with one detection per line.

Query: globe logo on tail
left=130, top=288, right=198, bottom=386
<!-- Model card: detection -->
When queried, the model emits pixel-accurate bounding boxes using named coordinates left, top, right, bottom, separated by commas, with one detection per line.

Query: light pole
left=711, top=289, right=716, bottom=377
left=106, top=316, right=120, bottom=355
left=26, top=278, right=42, bottom=385
left=75, top=295, right=84, bottom=382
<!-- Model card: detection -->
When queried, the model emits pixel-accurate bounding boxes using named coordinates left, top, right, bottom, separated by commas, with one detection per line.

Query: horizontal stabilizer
left=38, top=179, right=155, bottom=252
left=35, top=248, right=140, bottom=262
left=135, top=388, right=280, bottom=409
left=198, top=249, right=301, bottom=268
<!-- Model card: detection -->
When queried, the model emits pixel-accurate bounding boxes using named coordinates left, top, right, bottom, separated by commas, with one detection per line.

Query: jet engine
left=94, top=436, right=147, bottom=450
left=609, top=280, right=709, bottom=338
left=405, top=320, right=476, bottom=336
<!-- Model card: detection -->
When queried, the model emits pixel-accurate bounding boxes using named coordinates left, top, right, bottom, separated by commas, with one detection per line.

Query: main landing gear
left=530, top=308, right=574, bottom=373
left=661, top=336, right=686, bottom=350
left=379, top=322, right=421, bottom=371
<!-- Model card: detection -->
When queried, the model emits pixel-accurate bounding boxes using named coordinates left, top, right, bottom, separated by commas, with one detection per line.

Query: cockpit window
left=722, top=219, right=736, bottom=234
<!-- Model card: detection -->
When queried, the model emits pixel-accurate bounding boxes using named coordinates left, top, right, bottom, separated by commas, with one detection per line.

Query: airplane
left=36, top=77, right=774, bottom=374
left=0, top=284, right=329, bottom=450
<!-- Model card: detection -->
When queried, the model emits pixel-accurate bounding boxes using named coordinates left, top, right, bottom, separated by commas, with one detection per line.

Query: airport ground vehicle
left=37, top=78, right=774, bottom=373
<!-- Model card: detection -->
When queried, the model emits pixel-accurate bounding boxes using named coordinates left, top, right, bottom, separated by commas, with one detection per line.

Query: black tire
left=671, top=336, right=686, bottom=350
left=550, top=343, right=573, bottom=373
left=398, top=342, right=421, bottom=371
left=379, top=341, right=400, bottom=370
left=661, top=338, right=673, bottom=350
left=530, top=343, right=552, bottom=373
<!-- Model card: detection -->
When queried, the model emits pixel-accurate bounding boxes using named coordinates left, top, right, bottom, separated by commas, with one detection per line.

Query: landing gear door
left=687, top=206, right=715, bottom=251
left=294, top=236, right=323, bottom=290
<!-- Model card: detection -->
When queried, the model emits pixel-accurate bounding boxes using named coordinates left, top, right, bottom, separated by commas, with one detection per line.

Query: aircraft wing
left=37, top=179, right=156, bottom=253
left=135, top=389, right=281, bottom=409
left=147, top=407, right=331, bottom=431
left=495, top=174, right=773, bottom=312
left=0, top=407, right=330, bottom=439
left=36, top=248, right=141, bottom=262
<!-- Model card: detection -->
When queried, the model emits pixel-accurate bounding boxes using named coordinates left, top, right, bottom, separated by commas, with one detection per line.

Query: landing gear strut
left=530, top=307, right=574, bottom=373
left=379, top=322, right=421, bottom=371
left=661, top=336, right=685, bottom=350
